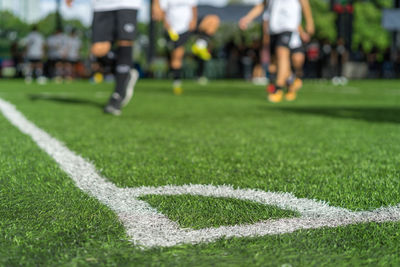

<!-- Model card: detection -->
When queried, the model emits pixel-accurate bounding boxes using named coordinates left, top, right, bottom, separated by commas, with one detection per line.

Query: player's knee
left=200, top=15, right=220, bottom=34
left=171, top=56, right=183, bottom=69
left=171, top=60, right=182, bottom=69
left=117, top=40, right=133, bottom=47
left=91, top=42, right=111, bottom=57
left=269, top=64, right=277, bottom=73
left=292, top=54, right=305, bottom=67
left=171, top=53, right=183, bottom=69
left=207, top=15, right=220, bottom=29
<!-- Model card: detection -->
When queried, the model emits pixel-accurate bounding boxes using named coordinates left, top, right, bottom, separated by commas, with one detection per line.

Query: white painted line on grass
left=1, top=97, right=400, bottom=248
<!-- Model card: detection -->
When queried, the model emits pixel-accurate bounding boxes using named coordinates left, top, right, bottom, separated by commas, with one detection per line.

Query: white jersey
left=24, top=32, right=45, bottom=60
left=263, top=3, right=303, bottom=49
left=266, top=0, right=301, bottom=34
left=47, top=33, right=67, bottom=60
left=66, top=35, right=82, bottom=61
left=92, top=0, right=141, bottom=12
left=160, top=0, right=198, bottom=34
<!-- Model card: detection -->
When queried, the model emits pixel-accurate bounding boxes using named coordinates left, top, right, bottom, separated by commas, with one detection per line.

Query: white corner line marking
left=1, top=97, right=400, bottom=248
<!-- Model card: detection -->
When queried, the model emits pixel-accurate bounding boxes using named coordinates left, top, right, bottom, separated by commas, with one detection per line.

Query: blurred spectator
left=10, top=40, right=23, bottom=78
left=65, top=28, right=82, bottom=80
left=367, top=46, right=380, bottom=78
left=21, top=25, right=46, bottom=84
left=305, top=40, right=320, bottom=78
left=47, top=28, right=68, bottom=81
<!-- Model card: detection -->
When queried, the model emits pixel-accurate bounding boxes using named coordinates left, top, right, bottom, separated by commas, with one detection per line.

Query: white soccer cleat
left=121, top=69, right=139, bottom=107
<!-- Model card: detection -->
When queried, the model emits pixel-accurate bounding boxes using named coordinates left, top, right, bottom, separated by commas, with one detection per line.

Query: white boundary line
left=1, top=97, right=400, bottom=248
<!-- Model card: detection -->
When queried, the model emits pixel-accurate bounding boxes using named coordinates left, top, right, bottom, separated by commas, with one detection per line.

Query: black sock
left=295, top=68, right=303, bottom=79
left=196, top=31, right=211, bottom=42
left=269, top=72, right=277, bottom=84
left=96, top=51, right=116, bottom=70
left=171, top=68, right=181, bottom=82
left=115, top=46, right=132, bottom=98
left=197, top=59, right=205, bottom=77
left=275, top=85, right=284, bottom=92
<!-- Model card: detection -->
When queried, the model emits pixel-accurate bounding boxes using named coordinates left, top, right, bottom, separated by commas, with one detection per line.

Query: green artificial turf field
left=1, top=79, right=400, bottom=266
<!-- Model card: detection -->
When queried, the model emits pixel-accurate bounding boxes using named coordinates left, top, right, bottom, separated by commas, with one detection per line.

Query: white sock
left=195, top=39, right=208, bottom=49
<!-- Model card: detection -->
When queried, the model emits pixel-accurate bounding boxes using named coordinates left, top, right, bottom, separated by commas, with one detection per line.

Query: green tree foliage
left=352, top=1, right=391, bottom=52
left=36, top=13, right=87, bottom=36
left=309, top=0, right=337, bottom=41
left=0, top=11, right=30, bottom=37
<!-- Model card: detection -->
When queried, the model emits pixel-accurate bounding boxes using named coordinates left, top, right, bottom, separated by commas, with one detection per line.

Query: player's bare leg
left=267, top=62, right=277, bottom=93
left=192, top=15, right=220, bottom=61
left=289, top=52, right=305, bottom=93
left=198, top=15, right=220, bottom=35
left=171, top=46, right=185, bottom=95
left=268, top=46, right=290, bottom=103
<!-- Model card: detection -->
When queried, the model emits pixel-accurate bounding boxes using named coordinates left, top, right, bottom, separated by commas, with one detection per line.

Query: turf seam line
left=1, top=97, right=400, bottom=248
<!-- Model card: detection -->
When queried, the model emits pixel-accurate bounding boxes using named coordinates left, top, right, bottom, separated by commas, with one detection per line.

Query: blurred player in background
left=22, top=25, right=46, bottom=84
left=262, top=12, right=311, bottom=100
left=47, top=28, right=67, bottom=82
left=65, top=28, right=82, bottom=81
left=66, top=0, right=140, bottom=116
left=240, top=0, right=314, bottom=103
left=153, top=0, right=220, bottom=95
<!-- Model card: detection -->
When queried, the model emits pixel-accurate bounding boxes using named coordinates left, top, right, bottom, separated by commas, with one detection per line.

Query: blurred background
left=0, top=0, right=399, bottom=81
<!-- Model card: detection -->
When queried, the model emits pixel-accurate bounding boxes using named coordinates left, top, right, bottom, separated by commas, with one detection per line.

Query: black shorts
left=291, top=45, right=306, bottom=55
left=92, top=9, right=138, bottom=43
left=270, top=32, right=293, bottom=56
left=167, top=16, right=208, bottom=49
left=168, top=31, right=193, bottom=49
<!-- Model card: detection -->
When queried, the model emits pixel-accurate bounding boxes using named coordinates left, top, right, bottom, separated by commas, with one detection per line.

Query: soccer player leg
left=289, top=49, right=305, bottom=93
left=35, top=62, right=46, bottom=84
left=24, top=60, right=34, bottom=84
left=171, top=46, right=185, bottom=95
left=91, top=10, right=114, bottom=79
left=192, top=15, right=220, bottom=61
left=114, top=10, right=139, bottom=108
left=287, top=32, right=304, bottom=93
left=273, top=33, right=292, bottom=102
left=267, top=35, right=278, bottom=96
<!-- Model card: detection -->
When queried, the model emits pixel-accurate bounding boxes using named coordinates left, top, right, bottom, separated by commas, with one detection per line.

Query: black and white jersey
left=24, top=31, right=45, bottom=60
left=47, top=33, right=68, bottom=60
left=264, top=0, right=301, bottom=34
left=66, top=36, right=82, bottom=61
left=92, top=0, right=141, bottom=12
left=263, top=2, right=303, bottom=50
left=159, top=0, right=198, bottom=34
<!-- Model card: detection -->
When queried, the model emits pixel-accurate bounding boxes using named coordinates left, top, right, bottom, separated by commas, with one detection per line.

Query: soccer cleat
left=104, top=93, right=122, bottom=116
left=192, top=44, right=211, bottom=61
left=173, top=80, right=183, bottom=95
left=168, top=29, right=180, bottom=42
left=285, top=89, right=297, bottom=101
left=268, top=89, right=283, bottom=103
left=121, top=69, right=139, bottom=107
left=289, top=78, right=303, bottom=92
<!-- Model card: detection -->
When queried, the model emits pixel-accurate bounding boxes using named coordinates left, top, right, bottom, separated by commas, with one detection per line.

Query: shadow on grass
left=28, top=94, right=104, bottom=108
left=140, top=84, right=262, bottom=99
left=275, top=106, right=400, bottom=124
